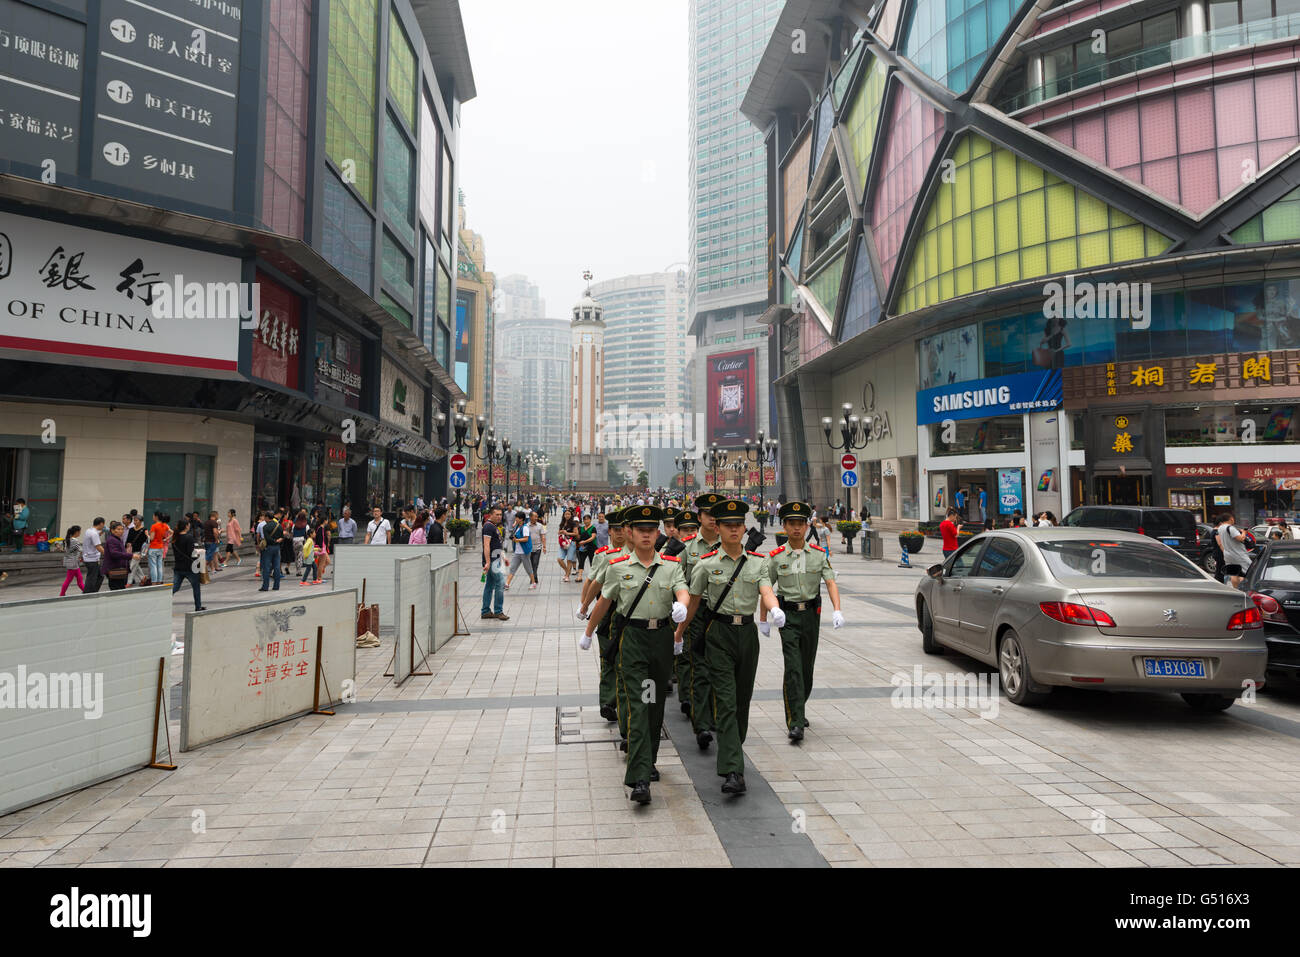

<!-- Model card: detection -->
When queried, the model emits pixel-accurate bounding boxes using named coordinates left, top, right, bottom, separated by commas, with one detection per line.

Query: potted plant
left=836, top=520, right=862, bottom=554
left=899, top=531, right=925, bottom=556
left=446, top=518, right=473, bottom=545
left=755, top=508, right=770, bottom=526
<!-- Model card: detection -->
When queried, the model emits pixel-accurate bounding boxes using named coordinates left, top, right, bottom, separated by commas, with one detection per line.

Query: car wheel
left=920, top=603, right=944, bottom=655
left=1202, top=553, right=1218, bottom=575
left=1182, top=692, right=1235, bottom=712
left=998, top=630, right=1050, bottom=706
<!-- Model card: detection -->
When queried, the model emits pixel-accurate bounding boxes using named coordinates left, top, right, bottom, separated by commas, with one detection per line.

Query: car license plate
left=1162, top=538, right=1180, bottom=547
left=1143, top=658, right=1206, bottom=678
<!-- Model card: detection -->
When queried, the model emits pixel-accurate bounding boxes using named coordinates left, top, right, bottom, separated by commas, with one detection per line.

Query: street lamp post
left=436, top=399, right=483, bottom=520
left=730, top=457, right=745, bottom=497
left=473, top=427, right=504, bottom=513
left=742, top=432, right=779, bottom=525
left=822, top=402, right=867, bottom=553
left=674, top=453, right=697, bottom=497
left=702, top=443, right=726, bottom=495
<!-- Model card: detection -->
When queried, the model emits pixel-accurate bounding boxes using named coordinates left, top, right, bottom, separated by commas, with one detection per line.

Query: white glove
left=579, top=633, right=593, bottom=651
left=769, top=607, right=787, bottom=629
left=832, top=610, right=845, bottom=629
left=673, top=639, right=684, bottom=656
left=758, top=621, right=771, bottom=637
left=671, top=601, right=687, bottom=624
left=575, top=607, right=589, bottom=621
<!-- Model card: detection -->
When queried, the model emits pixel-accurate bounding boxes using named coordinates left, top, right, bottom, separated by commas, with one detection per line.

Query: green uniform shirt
left=764, top=542, right=836, bottom=601
left=681, top=532, right=720, bottom=582
left=688, top=547, right=771, bottom=615
left=591, top=543, right=626, bottom=586
left=601, top=553, right=687, bottom=619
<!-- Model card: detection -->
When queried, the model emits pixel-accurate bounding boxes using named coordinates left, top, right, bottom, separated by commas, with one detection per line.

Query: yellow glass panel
left=953, top=135, right=971, bottom=166
left=937, top=222, right=953, bottom=272
left=1021, top=243, right=1047, bottom=277
left=1019, top=192, right=1046, bottom=246
left=1017, top=156, right=1043, bottom=192
left=954, top=214, right=973, bottom=267
left=1048, top=237, right=1077, bottom=272
left=955, top=264, right=974, bottom=296
left=997, top=251, right=1021, bottom=284
left=971, top=155, right=994, bottom=208
left=1111, top=224, right=1144, bottom=260
left=1076, top=191, right=1108, bottom=234
left=925, top=230, right=939, bottom=275
left=1044, top=170, right=1064, bottom=187
left=974, top=258, right=996, bottom=289
left=970, top=134, right=992, bottom=159
left=940, top=272, right=956, bottom=301
left=973, top=206, right=994, bottom=251
left=994, top=148, right=1018, bottom=201
left=937, top=185, right=953, bottom=224
left=1109, top=206, right=1137, bottom=229
left=1078, top=232, right=1109, bottom=268
left=1144, top=226, right=1169, bottom=255
left=1046, top=183, right=1075, bottom=241
left=994, top=199, right=1018, bottom=253
left=953, top=172, right=972, bottom=217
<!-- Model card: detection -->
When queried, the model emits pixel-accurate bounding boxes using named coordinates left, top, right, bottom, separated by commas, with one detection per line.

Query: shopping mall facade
left=747, top=0, right=1300, bottom=529
left=0, top=0, right=473, bottom=538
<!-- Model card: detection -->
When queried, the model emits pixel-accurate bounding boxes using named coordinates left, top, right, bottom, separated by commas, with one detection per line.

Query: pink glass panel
left=1176, top=87, right=1215, bottom=152
left=1215, top=79, right=1257, bottom=146
left=869, top=82, right=944, bottom=289
left=1105, top=104, right=1141, bottom=167
left=261, top=0, right=312, bottom=239
left=1256, top=72, right=1299, bottom=140
left=1178, top=152, right=1219, bottom=212
left=1139, top=97, right=1176, bottom=161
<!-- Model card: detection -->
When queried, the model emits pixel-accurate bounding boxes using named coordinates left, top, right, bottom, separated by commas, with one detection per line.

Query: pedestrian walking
left=557, top=509, right=577, bottom=581
left=170, top=518, right=205, bottom=610
left=409, top=509, right=429, bottom=544
left=59, top=525, right=84, bottom=596
left=1217, top=512, right=1253, bottom=589
left=940, top=507, right=960, bottom=559
left=679, top=493, right=724, bottom=749
left=81, top=518, right=106, bottom=593
left=761, top=502, right=843, bottom=743
left=337, top=506, right=358, bottom=546
left=225, top=509, right=243, bottom=567
left=528, top=510, right=546, bottom=584
left=364, top=506, right=392, bottom=545
left=258, top=512, right=284, bottom=591
left=126, top=514, right=149, bottom=585
left=480, top=505, right=508, bottom=620
left=104, top=521, right=131, bottom=591
left=579, top=509, right=626, bottom=728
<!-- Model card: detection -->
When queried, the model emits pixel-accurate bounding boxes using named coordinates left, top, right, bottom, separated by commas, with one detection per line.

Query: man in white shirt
left=364, top=507, right=392, bottom=545
left=1218, top=512, right=1253, bottom=589
left=82, top=517, right=106, bottom=593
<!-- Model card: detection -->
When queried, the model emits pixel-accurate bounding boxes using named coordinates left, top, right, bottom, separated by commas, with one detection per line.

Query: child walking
left=60, top=525, right=84, bottom=596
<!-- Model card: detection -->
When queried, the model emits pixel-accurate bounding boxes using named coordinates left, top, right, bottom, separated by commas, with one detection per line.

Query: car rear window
left=1038, top=540, right=1205, bottom=580
left=1261, top=552, right=1300, bottom=584
left=1142, top=510, right=1195, bottom=535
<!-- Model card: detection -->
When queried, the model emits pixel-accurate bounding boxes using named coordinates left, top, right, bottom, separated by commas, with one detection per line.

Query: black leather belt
left=712, top=614, right=753, bottom=626
left=626, top=617, right=672, bottom=630
left=778, top=597, right=820, bottom=612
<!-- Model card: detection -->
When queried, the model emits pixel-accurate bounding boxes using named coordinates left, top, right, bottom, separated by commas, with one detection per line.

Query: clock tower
left=567, top=272, right=608, bottom=486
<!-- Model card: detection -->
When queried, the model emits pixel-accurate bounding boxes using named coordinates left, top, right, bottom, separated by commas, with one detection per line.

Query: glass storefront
left=367, top=448, right=385, bottom=510
left=930, top=415, right=1025, bottom=456
left=1165, top=403, right=1297, bottom=446
left=254, top=437, right=286, bottom=512
left=0, top=446, right=63, bottom=539
left=388, top=454, right=426, bottom=511
left=144, top=451, right=213, bottom=521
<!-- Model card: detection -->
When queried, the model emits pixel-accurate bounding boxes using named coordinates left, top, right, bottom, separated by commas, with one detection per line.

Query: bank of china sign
left=916, top=369, right=1064, bottom=425
left=0, top=210, right=242, bottom=374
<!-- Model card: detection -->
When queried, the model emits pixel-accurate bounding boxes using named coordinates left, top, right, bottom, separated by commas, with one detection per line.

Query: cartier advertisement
left=707, top=348, right=756, bottom=446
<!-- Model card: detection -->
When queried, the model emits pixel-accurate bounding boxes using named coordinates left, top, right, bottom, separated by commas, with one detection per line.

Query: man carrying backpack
left=259, top=515, right=284, bottom=591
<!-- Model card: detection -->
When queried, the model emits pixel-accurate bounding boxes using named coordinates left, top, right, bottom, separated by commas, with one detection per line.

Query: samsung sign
left=916, top=370, right=1063, bottom=425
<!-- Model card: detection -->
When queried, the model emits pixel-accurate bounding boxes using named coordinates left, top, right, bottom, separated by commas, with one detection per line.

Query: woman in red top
left=940, top=507, right=961, bottom=558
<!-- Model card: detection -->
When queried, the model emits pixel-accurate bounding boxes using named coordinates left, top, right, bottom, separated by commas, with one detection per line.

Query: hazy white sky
left=459, top=0, right=689, bottom=315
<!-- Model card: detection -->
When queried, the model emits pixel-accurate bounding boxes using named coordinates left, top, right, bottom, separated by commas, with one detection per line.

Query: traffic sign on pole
left=450, top=453, right=467, bottom=471
left=449, top=471, right=467, bottom=489
left=841, top=471, right=858, bottom=488
left=841, top=454, right=857, bottom=471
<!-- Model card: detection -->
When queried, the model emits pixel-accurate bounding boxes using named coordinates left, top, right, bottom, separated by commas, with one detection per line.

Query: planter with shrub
left=446, top=518, right=473, bottom=544
left=898, top=532, right=925, bottom=555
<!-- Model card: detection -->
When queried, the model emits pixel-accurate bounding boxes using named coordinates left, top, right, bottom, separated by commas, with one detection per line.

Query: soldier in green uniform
left=676, top=499, right=783, bottom=794
left=579, top=508, right=626, bottom=724
left=667, top=508, right=697, bottom=703
left=760, top=501, right=844, bottom=743
left=580, top=505, right=689, bottom=804
left=680, top=493, right=724, bottom=749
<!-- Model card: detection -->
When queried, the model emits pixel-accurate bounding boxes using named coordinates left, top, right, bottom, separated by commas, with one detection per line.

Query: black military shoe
left=789, top=726, right=804, bottom=743
left=630, top=781, right=651, bottom=804
left=721, top=773, right=746, bottom=794
left=696, top=730, right=713, bottom=750
left=680, top=701, right=691, bottom=715
left=599, top=704, right=617, bottom=722
left=620, top=737, right=628, bottom=752
left=650, top=767, right=660, bottom=782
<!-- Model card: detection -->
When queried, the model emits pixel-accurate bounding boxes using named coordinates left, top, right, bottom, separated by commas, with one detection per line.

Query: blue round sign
left=841, top=470, right=858, bottom=487
left=449, top=471, right=467, bottom=488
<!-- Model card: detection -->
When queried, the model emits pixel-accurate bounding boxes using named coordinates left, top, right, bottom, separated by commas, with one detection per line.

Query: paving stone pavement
left=3, top=527, right=1300, bottom=868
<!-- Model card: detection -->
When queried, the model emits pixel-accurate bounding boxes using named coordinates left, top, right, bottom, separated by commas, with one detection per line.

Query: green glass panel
left=388, top=8, right=417, bottom=128
left=808, top=252, right=847, bottom=316
left=326, top=0, right=379, bottom=204
left=845, top=59, right=888, bottom=193
left=382, top=113, right=415, bottom=245
left=382, top=292, right=412, bottom=329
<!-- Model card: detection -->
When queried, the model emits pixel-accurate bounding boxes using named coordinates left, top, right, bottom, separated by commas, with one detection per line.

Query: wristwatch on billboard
left=719, top=374, right=744, bottom=424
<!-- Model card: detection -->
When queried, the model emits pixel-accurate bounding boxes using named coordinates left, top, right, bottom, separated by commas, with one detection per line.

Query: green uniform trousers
left=616, top=624, right=673, bottom=786
left=779, top=607, right=820, bottom=730
left=681, top=614, right=714, bottom=733
left=705, top=619, right=759, bottom=777
left=596, top=607, right=617, bottom=712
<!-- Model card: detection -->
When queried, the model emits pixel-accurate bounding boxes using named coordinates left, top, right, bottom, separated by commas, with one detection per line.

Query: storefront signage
left=380, top=357, right=425, bottom=434
left=0, top=0, right=84, bottom=174
left=250, top=272, right=300, bottom=390
left=1238, top=463, right=1300, bottom=483
left=1166, top=465, right=1232, bottom=478
left=1068, top=350, right=1299, bottom=404
left=917, top=369, right=1063, bottom=425
left=326, top=442, right=346, bottom=467
left=0, top=209, right=240, bottom=373
left=314, top=325, right=362, bottom=410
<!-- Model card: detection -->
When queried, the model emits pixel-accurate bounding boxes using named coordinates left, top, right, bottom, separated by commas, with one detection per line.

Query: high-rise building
left=456, top=193, right=495, bottom=424
left=495, top=274, right=547, bottom=323
left=494, top=317, right=572, bottom=462
left=590, top=270, right=692, bottom=486
left=688, top=0, right=785, bottom=456
left=567, top=284, right=608, bottom=486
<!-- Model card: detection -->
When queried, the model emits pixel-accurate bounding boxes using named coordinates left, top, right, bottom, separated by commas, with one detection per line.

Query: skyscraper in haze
left=688, top=0, right=783, bottom=454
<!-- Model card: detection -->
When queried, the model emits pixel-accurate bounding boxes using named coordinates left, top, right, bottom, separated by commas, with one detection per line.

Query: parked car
left=915, top=528, right=1267, bottom=711
left=1251, top=523, right=1299, bottom=542
left=1061, top=506, right=1202, bottom=565
left=1241, top=541, right=1300, bottom=679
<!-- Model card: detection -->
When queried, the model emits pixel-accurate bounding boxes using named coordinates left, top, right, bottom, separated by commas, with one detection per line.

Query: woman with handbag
left=103, top=521, right=132, bottom=591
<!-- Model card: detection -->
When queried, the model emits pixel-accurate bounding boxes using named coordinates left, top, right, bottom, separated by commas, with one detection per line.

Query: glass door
left=144, top=452, right=186, bottom=523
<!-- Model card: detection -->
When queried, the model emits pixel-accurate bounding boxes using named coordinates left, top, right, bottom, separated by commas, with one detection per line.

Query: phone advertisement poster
left=998, top=468, right=1025, bottom=515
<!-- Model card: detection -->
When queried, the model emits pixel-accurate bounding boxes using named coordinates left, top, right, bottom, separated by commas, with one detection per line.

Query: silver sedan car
left=914, top=528, right=1267, bottom=711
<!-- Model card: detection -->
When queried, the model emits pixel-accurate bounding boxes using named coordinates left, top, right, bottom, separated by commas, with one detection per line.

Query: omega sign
left=860, top=380, right=891, bottom=443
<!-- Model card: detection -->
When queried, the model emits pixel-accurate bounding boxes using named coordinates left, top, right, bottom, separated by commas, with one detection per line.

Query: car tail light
left=1194, top=527, right=1200, bottom=545
left=1227, top=606, right=1264, bottom=630
left=1039, top=601, right=1117, bottom=628
left=1249, top=593, right=1288, bottom=623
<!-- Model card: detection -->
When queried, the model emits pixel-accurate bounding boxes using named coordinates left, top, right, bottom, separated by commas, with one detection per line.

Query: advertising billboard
left=251, top=272, right=300, bottom=390
left=706, top=349, right=756, bottom=446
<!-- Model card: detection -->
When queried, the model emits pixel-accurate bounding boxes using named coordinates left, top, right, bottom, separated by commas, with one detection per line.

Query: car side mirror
left=927, top=564, right=945, bottom=580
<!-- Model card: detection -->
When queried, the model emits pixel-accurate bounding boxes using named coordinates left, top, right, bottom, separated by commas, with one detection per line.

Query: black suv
left=1061, top=506, right=1202, bottom=564
left=1242, top=541, right=1300, bottom=678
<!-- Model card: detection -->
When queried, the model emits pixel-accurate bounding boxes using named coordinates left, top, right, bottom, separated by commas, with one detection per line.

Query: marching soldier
left=676, top=499, right=783, bottom=795
left=760, top=501, right=844, bottom=743
left=669, top=509, right=699, bottom=711
left=579, top=508, right=626, bottom=724
left=680, top=493, right=724, bottom=749
left=580, top=505, right=689, bottom=804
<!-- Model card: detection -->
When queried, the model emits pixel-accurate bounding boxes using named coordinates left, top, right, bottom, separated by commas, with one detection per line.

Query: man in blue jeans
left=480, top=505, right=508, bottom=620
left=259, top=516, right=283, bottom=591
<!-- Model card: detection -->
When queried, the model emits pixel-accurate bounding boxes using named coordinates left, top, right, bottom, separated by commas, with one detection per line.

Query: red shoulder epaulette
left=701, top=549, right=718, bottom=559
left=768, top=546, right=785, bottom=557
left=747, top=550, right=765, bottom=557
left=681, top=533, right=697, bottom=543
left=660, top=555, right=680, bottom=563
left=810, top=544, right=827, bottom=553
left=595, top=546, right=609, bottom=554
left=609, top=555, right=630, bottom=564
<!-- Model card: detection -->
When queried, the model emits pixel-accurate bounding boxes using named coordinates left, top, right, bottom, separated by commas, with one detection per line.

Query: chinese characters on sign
left=0, top=0, right=85, bottom=174
left=1105, top=362, right=1117, bottom=396
left=246, top=635, right=313, bottom=694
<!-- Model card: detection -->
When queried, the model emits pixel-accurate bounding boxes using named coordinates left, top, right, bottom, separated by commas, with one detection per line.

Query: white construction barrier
left=0, top=588, right=173, bottom=817
left=331, top=544, right=457, bottom=634
left=391, top=556, right=433, bottom=685
left=180, top=589, right=357, bottom=751
left=431, top=559, right=459, bottom=652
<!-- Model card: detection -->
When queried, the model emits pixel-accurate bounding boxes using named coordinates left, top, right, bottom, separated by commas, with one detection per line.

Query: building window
left=325, top=0, right=378, bottom=204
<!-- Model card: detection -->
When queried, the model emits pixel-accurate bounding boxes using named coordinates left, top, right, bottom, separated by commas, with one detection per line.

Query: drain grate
left=554, top=706, right=669, bottom=746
